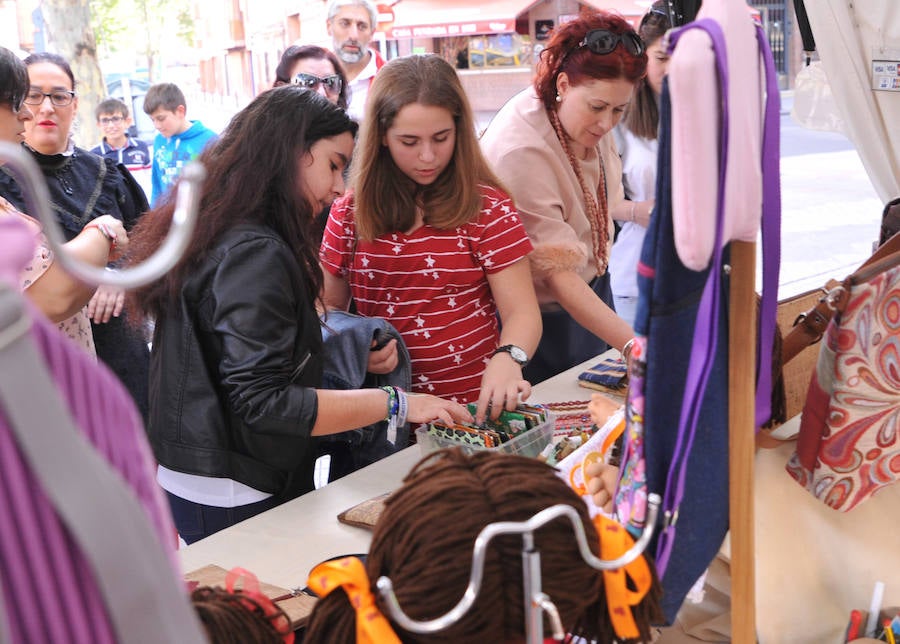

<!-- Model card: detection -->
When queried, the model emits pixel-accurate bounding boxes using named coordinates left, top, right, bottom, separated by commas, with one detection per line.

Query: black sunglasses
left=578, top=29, right=646, bottom=57
left=292, top=73, right=343, bottom=95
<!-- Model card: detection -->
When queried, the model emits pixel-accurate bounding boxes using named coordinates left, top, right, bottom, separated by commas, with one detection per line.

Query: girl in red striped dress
left=321, top=55, right=541, bottom=424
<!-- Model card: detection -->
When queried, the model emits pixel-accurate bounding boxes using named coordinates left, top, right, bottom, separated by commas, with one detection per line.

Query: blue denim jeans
left=637, top=78, right=730, bottom=623
left=166, top=492, right=283, bottom=545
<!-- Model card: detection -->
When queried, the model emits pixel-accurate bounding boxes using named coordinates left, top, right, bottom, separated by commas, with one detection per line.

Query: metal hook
left=376, top=493, right=661, bottom=637
left=0, top=141, right=204, bottom=289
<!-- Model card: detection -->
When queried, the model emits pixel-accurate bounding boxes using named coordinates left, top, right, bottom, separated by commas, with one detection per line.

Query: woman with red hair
left=481, top=12, right=648, bottom=383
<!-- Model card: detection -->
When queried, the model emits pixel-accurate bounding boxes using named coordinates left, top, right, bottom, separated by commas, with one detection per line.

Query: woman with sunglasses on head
left=608, top=2, right=672, bottom=328
left=274, top=45, right=351, bottom=246
left=0, top=46, right=128, bottom=355
left=481, top=12, right=648, bottom=383
left=273, top=44, right=350, bottom=111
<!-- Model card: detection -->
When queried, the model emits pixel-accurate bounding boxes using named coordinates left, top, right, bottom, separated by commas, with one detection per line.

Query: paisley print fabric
left=787, top=263, right=900, bottom=511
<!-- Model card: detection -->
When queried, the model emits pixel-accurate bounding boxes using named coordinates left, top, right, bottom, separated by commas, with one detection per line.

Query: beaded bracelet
left=381, top=385, right=399, bottom=420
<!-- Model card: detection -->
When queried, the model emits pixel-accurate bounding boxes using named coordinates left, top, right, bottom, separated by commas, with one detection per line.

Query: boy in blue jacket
left=143, top=82, right=217, bottom=206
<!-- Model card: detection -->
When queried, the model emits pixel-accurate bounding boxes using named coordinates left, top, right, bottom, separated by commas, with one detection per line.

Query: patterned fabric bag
left=786, top=239, right=900, bottom=511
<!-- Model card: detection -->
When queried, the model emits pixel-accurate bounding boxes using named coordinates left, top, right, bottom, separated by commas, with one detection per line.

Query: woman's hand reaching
left=406, top=392, right=473, bottom=427
left=473, top=354, right=532, bottom=425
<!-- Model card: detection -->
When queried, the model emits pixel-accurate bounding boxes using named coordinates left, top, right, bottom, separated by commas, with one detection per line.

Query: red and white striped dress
left=321, top=185, right=533, bottom=403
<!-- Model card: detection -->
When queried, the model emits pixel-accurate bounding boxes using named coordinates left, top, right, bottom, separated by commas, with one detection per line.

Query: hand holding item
left=367, top=337, right=399, bottom=374
left=83, top=215, right=129, bottom=260
left=474, top=353, right=532, bottom=424
left=87, top=284, right=126, bottom=324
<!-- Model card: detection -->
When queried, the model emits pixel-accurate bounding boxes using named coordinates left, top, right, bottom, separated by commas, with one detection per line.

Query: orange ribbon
left=594, top=515, right=653, bottom=639
left=307, top=556, right=401, bottom=644
left=225, top=567, right=295, bottom=644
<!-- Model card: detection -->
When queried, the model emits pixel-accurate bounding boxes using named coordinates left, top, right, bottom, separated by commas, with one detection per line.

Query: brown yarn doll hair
left=191, top=586, right=292, bottom=644
left=304, top=449, right=663, bottom=643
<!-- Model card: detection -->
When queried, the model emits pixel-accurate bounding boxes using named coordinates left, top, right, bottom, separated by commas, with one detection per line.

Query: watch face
left=509, top=346, right=528, bottom=363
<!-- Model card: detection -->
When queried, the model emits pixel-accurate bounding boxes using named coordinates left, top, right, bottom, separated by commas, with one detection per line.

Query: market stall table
left=176, top=351, right=614, bottom=589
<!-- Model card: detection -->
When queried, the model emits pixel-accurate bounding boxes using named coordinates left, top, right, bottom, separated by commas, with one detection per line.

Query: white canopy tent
left=804, top=0, right=900, bottom=202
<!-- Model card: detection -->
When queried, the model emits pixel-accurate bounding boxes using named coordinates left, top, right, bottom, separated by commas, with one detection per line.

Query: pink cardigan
left=481, top=89, right=624, bottom=307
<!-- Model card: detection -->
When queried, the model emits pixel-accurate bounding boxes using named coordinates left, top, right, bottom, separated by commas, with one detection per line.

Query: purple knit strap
left=654, top=18, right=783, bottom=575
left=754, top=22, right=783, bottom=428
left=655, top=18, right=731, bottom=576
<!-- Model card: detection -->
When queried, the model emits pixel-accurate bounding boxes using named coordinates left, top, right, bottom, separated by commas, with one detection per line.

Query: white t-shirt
left=609, top=124, right=659, bottom=300
left=346, top=50, right=381, bottom=122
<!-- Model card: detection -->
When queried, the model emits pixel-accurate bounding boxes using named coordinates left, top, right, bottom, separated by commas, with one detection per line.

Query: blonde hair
left=351, top=55, right=507, bottom=240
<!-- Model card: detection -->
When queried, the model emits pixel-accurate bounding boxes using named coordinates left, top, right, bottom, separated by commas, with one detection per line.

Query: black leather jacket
left=148, top=224, right=323, bottom=500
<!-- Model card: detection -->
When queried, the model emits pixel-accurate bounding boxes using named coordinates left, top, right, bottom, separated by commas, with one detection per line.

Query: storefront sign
left=388, top=19, right=515, bottom=39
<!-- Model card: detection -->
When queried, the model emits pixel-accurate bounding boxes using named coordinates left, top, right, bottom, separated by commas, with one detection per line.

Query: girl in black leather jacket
left=125, top=87, right=471, bottom=544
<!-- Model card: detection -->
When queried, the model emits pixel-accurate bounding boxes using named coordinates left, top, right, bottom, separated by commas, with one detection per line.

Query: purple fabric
left=653, top=18, right=782, bottom=575
left=654, top=18, right=731, bottom=575
left=0, top=226, right=178, bottom=643
left=754, top=22, right=783, bottom=428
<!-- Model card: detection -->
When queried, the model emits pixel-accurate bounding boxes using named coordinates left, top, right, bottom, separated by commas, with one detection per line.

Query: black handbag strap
left=0, top=285, right=207, bottom=644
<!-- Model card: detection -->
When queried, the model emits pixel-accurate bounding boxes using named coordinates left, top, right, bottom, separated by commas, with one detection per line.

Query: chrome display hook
left=377, top=492, right=662, bottom=644
left=0, top=141, right=204, bottom=289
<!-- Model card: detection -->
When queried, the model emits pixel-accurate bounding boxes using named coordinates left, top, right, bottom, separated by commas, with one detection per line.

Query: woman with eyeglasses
left=0, top=46, right=128, bottom=355
left=481, top=12, right=648, bottom=383
left=0, top=51, right=152, bottom=421
left=608, top=2, right=672, bottom=328
left=272, top=44, right=350, bottom=111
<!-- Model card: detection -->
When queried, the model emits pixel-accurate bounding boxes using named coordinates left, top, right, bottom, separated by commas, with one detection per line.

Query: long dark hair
left=126, top=86, right=357, bottom=321
left=0, top=47, right=29, bottom=111
left=272, top=44, right=350, bottom=111
left=623, top=2, right=672, bottom=139
left=533, top=11, right=647, bottom=112
left=305, top=450, right=663, bottom=642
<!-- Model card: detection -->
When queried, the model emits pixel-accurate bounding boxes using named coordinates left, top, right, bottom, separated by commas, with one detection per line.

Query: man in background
left=326, top=0, right=385, bottom=121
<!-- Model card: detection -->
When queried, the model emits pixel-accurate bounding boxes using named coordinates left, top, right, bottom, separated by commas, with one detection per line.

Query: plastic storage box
left=415, top=411, right=555, bottom=459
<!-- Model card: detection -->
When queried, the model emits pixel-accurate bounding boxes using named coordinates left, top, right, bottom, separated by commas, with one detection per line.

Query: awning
left=384, top=0, right=539, bottom=39
left=581, top=0, right=649, bottom=17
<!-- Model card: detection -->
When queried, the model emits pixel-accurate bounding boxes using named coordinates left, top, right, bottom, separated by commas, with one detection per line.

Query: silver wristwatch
left=493, top=344, right=528, bottom=367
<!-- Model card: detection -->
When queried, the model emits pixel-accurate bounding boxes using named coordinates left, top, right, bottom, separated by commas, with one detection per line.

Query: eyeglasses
left=24, top=89, right=76, bottom=107
left=578, top=29, right=646, bottom=57
left=292, top=73, right=343, bottom=96
left=99, top=116, right=125, bottom=126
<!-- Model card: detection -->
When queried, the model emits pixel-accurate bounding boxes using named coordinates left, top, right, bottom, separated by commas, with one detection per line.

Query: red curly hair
left=534, top=11, right=648, bottom=111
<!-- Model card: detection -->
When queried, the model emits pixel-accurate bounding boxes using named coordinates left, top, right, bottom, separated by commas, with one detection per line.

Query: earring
left=555, top=93, right=562, bottom=103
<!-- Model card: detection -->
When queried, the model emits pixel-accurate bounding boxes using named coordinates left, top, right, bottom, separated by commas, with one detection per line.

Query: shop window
left=468, top=33, right=532, bottom=68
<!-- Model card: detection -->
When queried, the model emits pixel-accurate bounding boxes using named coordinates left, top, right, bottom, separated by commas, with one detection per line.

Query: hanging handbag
left=785, top=231, right=900, bottom=511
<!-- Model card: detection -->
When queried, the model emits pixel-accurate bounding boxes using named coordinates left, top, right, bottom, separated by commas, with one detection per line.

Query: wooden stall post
left=728, top=240, right=758, bottom=643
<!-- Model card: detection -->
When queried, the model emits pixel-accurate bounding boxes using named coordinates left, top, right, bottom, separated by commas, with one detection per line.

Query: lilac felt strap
left=754, top=23, right=783, bottom=428
left=654, top=19, right=783, bottom=575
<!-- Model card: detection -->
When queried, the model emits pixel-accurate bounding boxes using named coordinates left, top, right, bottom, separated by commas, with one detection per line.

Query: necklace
left=548, top=108, right=610, bottom=275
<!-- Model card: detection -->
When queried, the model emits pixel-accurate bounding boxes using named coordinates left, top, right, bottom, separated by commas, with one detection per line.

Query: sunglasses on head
left=292, top=73, right=343, bottom=95
left=578, top=29, right=646, bottom=57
